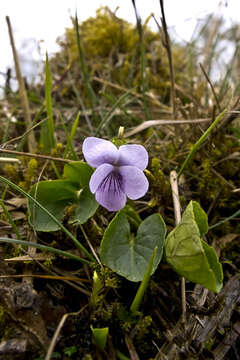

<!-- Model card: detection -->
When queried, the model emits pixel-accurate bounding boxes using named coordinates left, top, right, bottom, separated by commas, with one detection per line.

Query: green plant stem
left=1, top=185, right=8, bottom=201
left=177, top=108, right=227, bottom=177
left=0, top=199, right=22, bottom=240
left=0, top=237, right=90, bottom=264
left=0, top=176, right=96, bottom=263
left=209, top=208, right=240, bottom=230
left=51, top=161, right=61, bottom=179
left=116, top=350, right=130, bottom=360
left=130, top=247, right=157, bottom=314
left=63, top=111, right=80, bottom=159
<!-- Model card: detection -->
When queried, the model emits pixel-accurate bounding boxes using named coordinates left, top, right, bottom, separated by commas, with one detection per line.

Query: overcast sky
left=0, top=0, right=239, bottom=86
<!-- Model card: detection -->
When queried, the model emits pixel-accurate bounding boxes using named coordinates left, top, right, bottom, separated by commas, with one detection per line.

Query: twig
left=6, top=16, right=36, bottom=152
left=157, top=1, right=177, bottom=117
left=0, top=148, right=72, bottom=163
left=200, top=63, right=221, bottom=111
left=170, top=171, right=186, bottom=325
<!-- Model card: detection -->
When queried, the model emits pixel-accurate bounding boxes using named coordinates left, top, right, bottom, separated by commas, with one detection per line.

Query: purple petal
left=82, top=137, right=119, bottom=168
left=89, top=164, right=114, bottom=193
left=90, top=164, right=127, bottom=211
left=118, top=166, right=149, bottom=200
left=95, top=188, right=126, bottom=211
left=117, top=144, right=148, bottom=170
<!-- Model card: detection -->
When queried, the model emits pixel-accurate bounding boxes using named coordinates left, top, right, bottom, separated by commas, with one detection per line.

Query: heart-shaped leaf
left=69, top=188, right=99, bottom=225
left=100, top=212, right=166, bottom=282
left=165, top=201, right=223, bottom=293
left=29, top=180, right=77, bottom=231
left=63, top=161, right=93, bottom=188
left=28, top=161, right=98, bottom=231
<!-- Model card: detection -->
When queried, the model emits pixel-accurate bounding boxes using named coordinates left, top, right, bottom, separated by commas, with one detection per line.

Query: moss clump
left=147, top=157, right=170, bottom=208
left=134, top=315, right=152, bottom=341
left=53, top=6, right=190, bottom=111
left=4, top=163, right=20, bottom=183
left=18, top=158, right=38, bottom=191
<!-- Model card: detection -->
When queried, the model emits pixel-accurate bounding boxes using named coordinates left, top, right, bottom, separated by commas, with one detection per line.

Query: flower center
left=99, top=170, right=123, bottom=194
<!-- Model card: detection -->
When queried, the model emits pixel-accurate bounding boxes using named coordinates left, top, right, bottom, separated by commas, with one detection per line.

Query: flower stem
left=130, top=246, right=157, bottom=314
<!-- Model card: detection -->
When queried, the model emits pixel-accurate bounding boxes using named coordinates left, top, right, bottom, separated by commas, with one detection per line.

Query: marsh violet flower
left=82, top=137, right=149, bottom=211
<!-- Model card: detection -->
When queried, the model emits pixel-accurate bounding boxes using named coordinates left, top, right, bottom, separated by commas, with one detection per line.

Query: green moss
left=0, top=306, right=5, bottom=324
left=147, top=157, right=170, bottom=208
left=24, top=158, right=38, bottom=183
left=0, top=307, right=10, bottom=339
left=53, top=5, right=190, bottom=111
left=134, top=315, right=152, bottom=341
left=4, top=164, right=19, bottom=182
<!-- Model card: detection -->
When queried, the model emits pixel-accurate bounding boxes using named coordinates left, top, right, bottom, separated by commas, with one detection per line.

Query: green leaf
left=29, top=180, right=77, bottom=232
left=91, top=326, right=109, bottom=350
left=0, top=175, right=94, bottom=261
left=165, top=201, right=223, bottom=293
left=64, top=161, right=99, bottom=224
left=201, top=240, right=223, bottom=293
left=29, top=179, right=98, bottom=231
left=100, top=212, right=166, bottom=282
left=70, top=188, right=99, bottom=225
left=28, top=161, right=98, bottom=231
left=182, top=200, right=208, bottom=237
left=63, top=161, right=94, bottom=188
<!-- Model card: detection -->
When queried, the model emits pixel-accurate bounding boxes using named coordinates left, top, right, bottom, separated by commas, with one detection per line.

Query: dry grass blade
left=125, top=335, right=140, bottom=360
left=92, top=76, right=170, bottom=110
left=0, top=157, right=20, bottom=163
left=6, top=16, right=36, bottom=152
left=45, top=307, right=87, bottom=360
left=0, top=274, right=89, bottom=282
left=157, top=0, right=176, bottom=117
left=4, top=254, right=55, bottom=262
left=125, top=118, right=211, bottom=137
left=200, top=63, right=221, bottom=111
left=170, top=171, right=186, bottom=325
